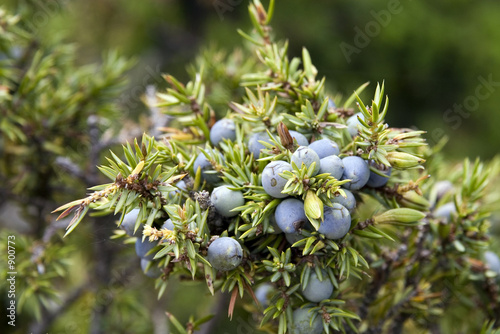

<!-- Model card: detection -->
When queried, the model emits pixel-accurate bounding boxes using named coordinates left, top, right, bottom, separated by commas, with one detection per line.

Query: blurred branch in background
left=0, top=2, right=165, bottom=333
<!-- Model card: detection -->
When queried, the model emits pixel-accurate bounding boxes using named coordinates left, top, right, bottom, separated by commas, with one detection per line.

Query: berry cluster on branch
left=53, top=1, right=500, bottom=333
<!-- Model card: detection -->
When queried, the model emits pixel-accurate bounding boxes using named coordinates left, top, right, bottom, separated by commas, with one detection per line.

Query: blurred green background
left=2, top=0, right=500, bottom=333
left=11, top=0, right=499, bottom=159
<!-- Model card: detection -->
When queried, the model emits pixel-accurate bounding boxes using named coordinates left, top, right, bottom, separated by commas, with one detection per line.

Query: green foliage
left=0, top=6, right=134, bottom=197
left=51, top=1, right=500, bottom=333
left=0, top=3, right=155, bottom=334
left=0, top=231, right=72, bottom=320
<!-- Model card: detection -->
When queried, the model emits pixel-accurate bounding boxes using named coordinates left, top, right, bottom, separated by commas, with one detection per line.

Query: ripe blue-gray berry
left=302, top=271, right=334, bottom=302
left=432, top=180, right=454, bottom=202
left=328, top=98, right=336, bottom=109
left=341, top=156, right=370, bottom=190
left=141, top=259, right=163, bottom=279
left=331, top=189, right=356, bottom=212
left=248, top=132, right=272, bottom=158
left=135, top=236, right=158, bottom=261
left=434, top=202, right=456, bottom=221
left=120, top=208, right=140, bottom=236
left=291, top=308, right=323, bottom=334
left=285, top=231, right=307, bottom=245
left=162, top=218, right=174, bottom=230
left=484, top=251, right=500, bottom=274
left=255, top=283, right=274, bottom=307
left=366, top=161, right=392, bottom=188
left=318, top=203, right=351, bottom=240
left=211, top=185, right=245, bottom=217
left=262, top=161, right=292, bottom=198
left=289, top=130, right=309, bottom=146
left=268, top=214, right=282, bottom=234
left=291, top=146, right=320, bottom=175
left=275, top=198, right=308, bottom=234
left=319, top=155, right=344, bottom=179
left=210, top=118, right=236, bottom=146
left=346, top=112, right=362, bottom=137
left=167, top=180, right=187, bottom=199
left=308, top=138, right=340, bottom=159
left=207, top=237, right=243, bottom=271
left=193, top=151, right=222, bottom=184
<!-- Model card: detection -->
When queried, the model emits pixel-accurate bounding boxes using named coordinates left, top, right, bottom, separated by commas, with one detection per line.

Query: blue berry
left=308, top=139, right=340, bottom=159
left=262, top=161, right=292, bottom=198
left=193, top=151, right=222, bottom=184
left=140, top=259, right=163, bottom=279
left=167, top=180, right=187, bottom=199
left=211, top=185, right=245, bottom=217
left=120, top=208, right=140, bottom=236
left=366, top=161, right=392, bottom=188
left=255, top=283, right=274, bottom=307
left=291, top=146, right=320, bottom=175
left=319, top=155, right=344, bottom=180
left=135, top=236, right=158, bottom=261
left=484, top=251, right=500, bottom=274
left=328, top=98, right=336, bottom=109
left=289, top=130, right=309, bottom=146
left=341, top=156, right=370, bottom=190
left=210, top=118, right=236, bottom=147
left=162, top=218, right=174, bottom=230
left=434, top=202, right=456, bottom=221
left=346, top=112, right=362, bottom=137
left=302, top=271, right=334, bottom=302
left=248, top=132, right=272, bottom=158
left=318, top=203, right=351, bottom=240
left=268, top=214, right=282, bottom=234
left=286, top=231, right=307, bottom=245
left=207, top=237, right=243, bottom=271
left=0, top=46, right=23, bottom=61
left=331, top=189, right=356, bottom=212
left=433, top=180, right=454, bottom=201
left=275, top=198, right=308, bottom=234
left=291, top=308, right=323, bottom=334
